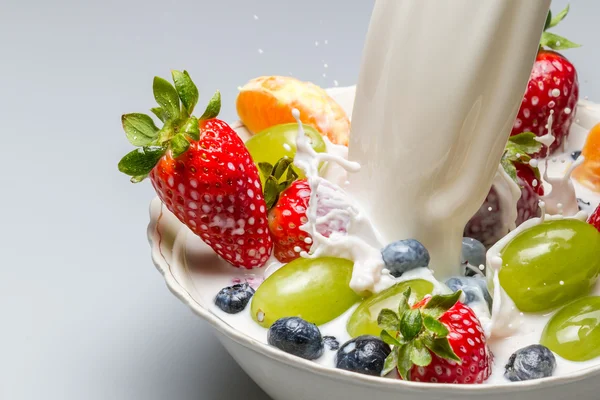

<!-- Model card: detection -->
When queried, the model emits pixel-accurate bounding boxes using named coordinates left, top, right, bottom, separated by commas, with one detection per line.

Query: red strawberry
left=511, top=6, right=580, bottom=157
left=268, top=178, right=312, bottom=262
left=588, top=205, right=600, bottom=233
left=118, top=70, right=272, bottom=268
left=378, top=290, right=492, bottom=384
left=465, top=133, right=543, bottom=247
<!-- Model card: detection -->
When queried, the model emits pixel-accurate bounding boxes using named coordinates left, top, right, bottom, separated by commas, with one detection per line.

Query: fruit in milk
left=245, top=123, right=326, bottom=185
left=541, top=296, right=600, bottom=362
left=236, top=76, right=351, bottom=145
left=346, top=280, right=434, bottom=337
left=378, top=290, right=492, bottom=384
left=499, top=219, right=600, bottom=312
left=573, top=123, right=600, bottom=191
left=118, top=71, right=272, bottom=268
left=511, top=5, right=580, bottom=157
left=465, top=133, right=544, bottom=247
left=268, top=178, right=312, bottom=262
left=251, top=257, right=362, bottom=327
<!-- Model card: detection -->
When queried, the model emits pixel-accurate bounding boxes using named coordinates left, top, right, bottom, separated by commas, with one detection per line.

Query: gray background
left=0, top=0, right=597, bottom=399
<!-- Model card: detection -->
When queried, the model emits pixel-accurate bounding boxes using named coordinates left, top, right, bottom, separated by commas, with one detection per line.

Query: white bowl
left=148, top=87, right=600, bottom=400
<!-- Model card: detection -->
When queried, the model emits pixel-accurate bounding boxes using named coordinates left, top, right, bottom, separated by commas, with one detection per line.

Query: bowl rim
left=148, top=196, right=600, bottom=395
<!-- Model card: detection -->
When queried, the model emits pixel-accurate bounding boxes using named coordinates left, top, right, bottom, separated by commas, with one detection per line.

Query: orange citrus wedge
left=573, top=122, right=600, bottom=192
left=236, top=76, right=350, bottom=146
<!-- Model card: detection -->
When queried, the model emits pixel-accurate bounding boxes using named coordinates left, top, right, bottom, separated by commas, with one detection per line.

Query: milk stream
left=347, top=0, right=551, bottom=279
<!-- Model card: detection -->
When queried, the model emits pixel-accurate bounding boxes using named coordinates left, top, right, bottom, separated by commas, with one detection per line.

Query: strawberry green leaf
left=544, top=10, right=552, bottom=31
left=118, top=146, right=167, bottom=177
left=264, top=176, right=280, bottom=209
left=200, top=90, right=221, bottom=120
left=130, top=174, right=148, bottom=183
left=381, top=330, right=402, bottom=347
left=150, top=107, right=168, bottom=123
left=170, top=133, right=190, bottom=158
left=396, top=344, right=414, bottom=381
left=122, top=113, right=159, bottom=146
left=286, top=165, right=298, bottom=181
left=549, top=4, right=569, bottom=29
left=423, top=315, right=449, bottom=338
left=172, top=70, right=199, bottom=116
left=541, top=32, right=581, bottom=50
left=423, top=336, right=461, bottom=363
left=422, top=291, right=461, bottom=319
left=181, top=117, right=200, bottom=141
left=153, top=76, right=180, bottom=120
left=378, top=309, right=400, bottom=332
left=501, top=157, right=518, bottom=184
left=509, top=132, right=543, bottom=155
left=258, top=162, right=274, bottom=179
left=381, top=349, right=398, bottom=376
left=400, top=309, right=423, bottom=341
left=410, top=340, right=432, bottom=367
left=398, top=287, right=412, bottom=317
left=273, top=158, right=293, bottom=180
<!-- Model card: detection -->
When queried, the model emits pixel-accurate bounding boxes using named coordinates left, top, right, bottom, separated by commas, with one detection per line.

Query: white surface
left=1, top=0, right=599, bottom=399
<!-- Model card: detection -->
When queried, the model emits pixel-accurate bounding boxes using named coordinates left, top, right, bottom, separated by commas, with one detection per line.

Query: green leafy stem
left=118, top=70, right=221, bottom=182
left=377, top=288, right=462, bottom=381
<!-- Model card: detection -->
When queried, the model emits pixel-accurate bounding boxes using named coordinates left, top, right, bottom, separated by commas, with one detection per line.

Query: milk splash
left=538, top=111, right=585, bottom=215
left=347, top=0, right=551, bottom=279
left=292, top=109, right=446, bottom=294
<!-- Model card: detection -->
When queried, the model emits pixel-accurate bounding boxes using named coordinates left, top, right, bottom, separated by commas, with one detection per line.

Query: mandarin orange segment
left=236, top=76, right=351, bottom=146
left=573, top=122, right=600, bottom=192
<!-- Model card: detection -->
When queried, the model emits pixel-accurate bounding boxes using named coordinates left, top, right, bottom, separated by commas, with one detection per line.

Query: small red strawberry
left=588, top=205, right=600, bottom=233
left=378, top=289, right=492, bottom=384
left=268, top=178, right=312, bottom=263
left=465, top=133, right=543, bottom=247
left=511, top=5, right=580, bottom=157
left=118, top=70, right=272, bottom=268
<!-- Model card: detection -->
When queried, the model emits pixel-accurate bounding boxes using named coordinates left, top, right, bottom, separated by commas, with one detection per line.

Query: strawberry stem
left=118, top=70, right=221, bottom=182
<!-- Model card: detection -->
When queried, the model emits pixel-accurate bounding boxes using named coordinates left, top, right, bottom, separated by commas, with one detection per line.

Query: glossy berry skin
left=512, top=50, right=579, bottom=157
left=445, top=277, right=492, bottom=313
left=251, top=257, right=361, bottom=328
left=409, top=297, right=493, bottom=384
left=381, top=239, right=430, bottom=277
left=461, top=238, right=486, bottom=277
left=589, top=205, right=600, bottom=233
left=214, top=283, right=255, bottom=314
left=499, top=219, right=600, bottom=312
left=150, top=119, right=272, bottom=269
left=504, top=345, right=556, bottom=382
left=268, top=179, right=311, bottom=262
left=335, top=336, right=391, bottom=376
left=267, top=317, right=324, bottom=360
left=541, top=296, right=600, bottom=362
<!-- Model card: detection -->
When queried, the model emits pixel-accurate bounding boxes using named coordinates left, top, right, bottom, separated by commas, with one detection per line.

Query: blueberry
left=214, top=283, right=255, bottom=314
left=267, top=317, right=324, bottom=360
left=381, top=239, right=430, bottom=277
left=445, top=276, right=492, bottom=312
left=323, top=336, right=340, bottom=351
left=461, top=237, right=487, bottom=277
left=335, top=335, right=391, bottom=376
left=571, top=150, right=582, bottom=160
left=505, top=345, right=556, bottom=382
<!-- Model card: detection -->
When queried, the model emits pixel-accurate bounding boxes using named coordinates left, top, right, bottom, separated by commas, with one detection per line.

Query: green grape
left=499, top=219, right=600, bottom=313
left=245, top=123, right=327, bottom=184
left=346, top=279, right=434, bottom=337
left=251, top=257, right=362, bottom=328
left=541, top=296, right=600, bottom=361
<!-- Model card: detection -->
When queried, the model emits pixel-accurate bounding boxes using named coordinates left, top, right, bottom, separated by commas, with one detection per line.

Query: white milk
left=347, top=0, right=551, bottom=278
